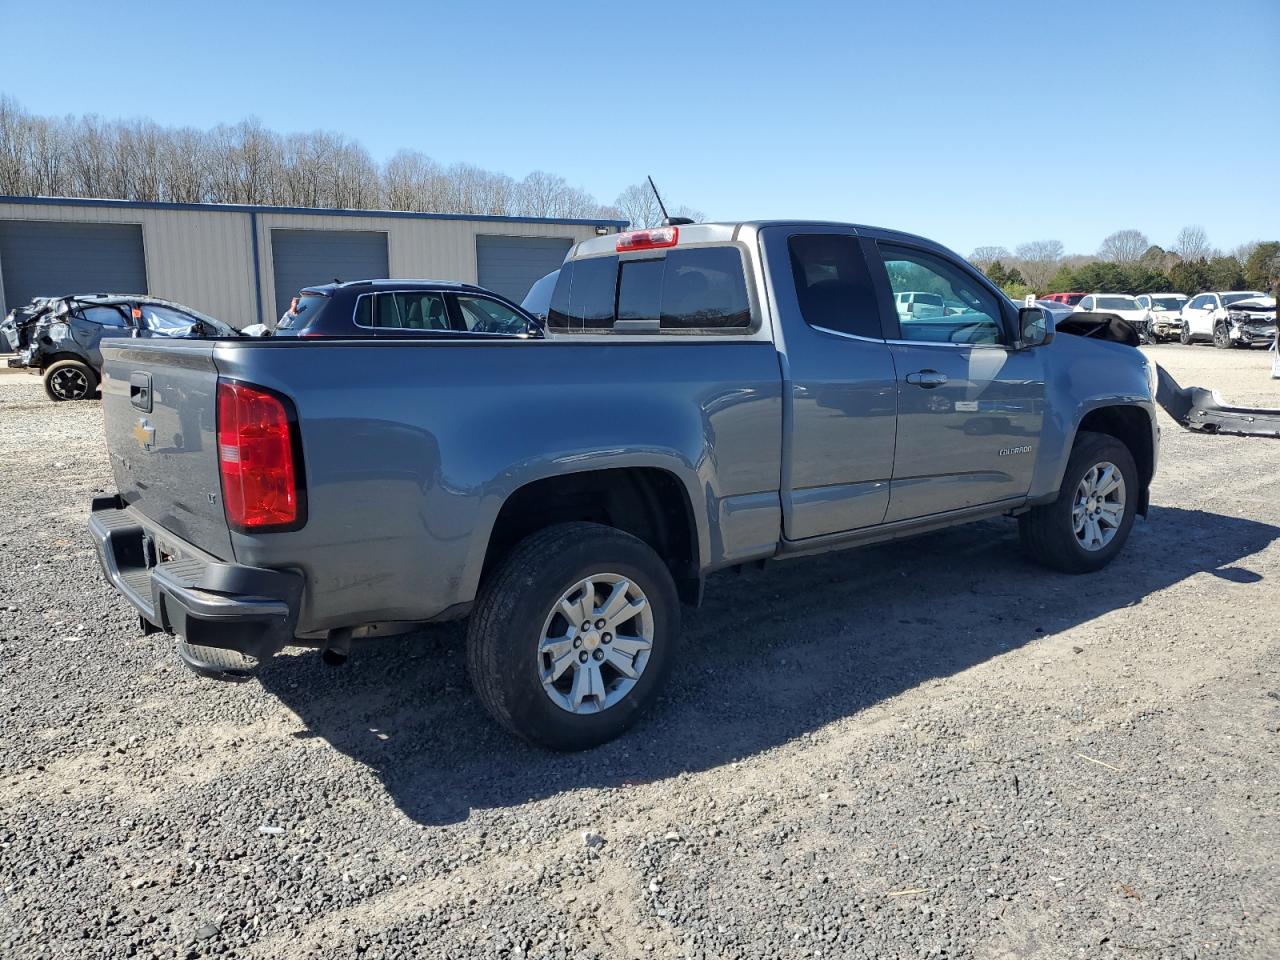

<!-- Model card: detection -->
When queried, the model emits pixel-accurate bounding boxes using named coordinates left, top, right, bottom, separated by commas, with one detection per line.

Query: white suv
left=1179, top=291, right=1267, bottom=346
left=1135, top=293, right=1188, bottom=342
left=894, top=291, right=946, bottom=320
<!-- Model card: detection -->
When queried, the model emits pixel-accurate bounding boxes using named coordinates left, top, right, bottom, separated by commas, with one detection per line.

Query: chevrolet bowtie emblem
left=133, top=418, right=155, bottom=451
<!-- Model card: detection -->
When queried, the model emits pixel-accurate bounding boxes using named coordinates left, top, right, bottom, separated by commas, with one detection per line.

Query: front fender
left=1028, top=335, right=1157, bottom=501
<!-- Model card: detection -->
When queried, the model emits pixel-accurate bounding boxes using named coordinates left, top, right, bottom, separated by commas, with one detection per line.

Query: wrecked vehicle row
left=4, top=294, right=240, bottom=400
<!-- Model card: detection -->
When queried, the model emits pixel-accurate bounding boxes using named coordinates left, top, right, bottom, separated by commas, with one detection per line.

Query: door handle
left=130, top=372, right=153, bottom=411
left=905, top=370, right=948, bottom=388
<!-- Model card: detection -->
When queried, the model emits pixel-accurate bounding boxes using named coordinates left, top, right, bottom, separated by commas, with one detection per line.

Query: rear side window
left=355, top=292, right=450, bottom=330
left=80, top=305, right=129, bottom=327
left=787, top=235, right=882, bottom=339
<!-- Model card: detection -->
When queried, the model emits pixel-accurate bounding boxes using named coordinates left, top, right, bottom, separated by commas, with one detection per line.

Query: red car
left=1042, top=292, right=1085, bottom=306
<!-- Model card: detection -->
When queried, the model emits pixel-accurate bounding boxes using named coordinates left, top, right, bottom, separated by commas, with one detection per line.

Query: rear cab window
left=549, top=245, right=753, bottom=335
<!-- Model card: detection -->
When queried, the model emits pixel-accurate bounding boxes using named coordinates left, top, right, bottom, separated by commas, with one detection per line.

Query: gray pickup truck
left=90, top=221, right=1159, bottom=750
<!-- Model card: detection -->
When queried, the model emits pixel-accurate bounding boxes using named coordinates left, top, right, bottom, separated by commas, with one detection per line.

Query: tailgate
left=100, top=338, right=234, bottom=559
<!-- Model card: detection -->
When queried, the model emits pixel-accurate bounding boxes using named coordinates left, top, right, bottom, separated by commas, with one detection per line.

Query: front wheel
left=43, top=359, right=98, bottom=401
left=1213, top=323, right=1234, bottom=349
left=1019, top=431, right=1139, bottom=574
left=1179, top=325, right=1192, bottom=345
left=465, top=522, right=680, bottom=751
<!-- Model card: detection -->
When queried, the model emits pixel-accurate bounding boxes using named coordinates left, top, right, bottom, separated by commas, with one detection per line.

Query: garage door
left=270, top=229, right=389, bottom=317
left=0, top=220, right=147, bottom=311
left=476, top=235, right=573, bottom=303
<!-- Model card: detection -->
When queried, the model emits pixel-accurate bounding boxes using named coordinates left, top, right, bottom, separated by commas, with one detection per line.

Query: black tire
left=43, top=359, right=98, bottom=401
left=1179, top=325, right=1192, bottom=345
left=1019, top=431, right=1139, bottom=574
left=1212, top=323, right=1234, bottom=349
left=466, top=522, right=680, bottom=751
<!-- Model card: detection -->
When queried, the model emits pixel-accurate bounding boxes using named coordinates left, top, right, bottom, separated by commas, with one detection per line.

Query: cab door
left=864, top=240, right=1046, bottom=522
left=760, top=226, right=898, bottom=540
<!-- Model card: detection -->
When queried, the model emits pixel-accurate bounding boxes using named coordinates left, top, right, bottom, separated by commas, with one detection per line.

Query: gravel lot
left=1, top=344, right=1277, bottom=960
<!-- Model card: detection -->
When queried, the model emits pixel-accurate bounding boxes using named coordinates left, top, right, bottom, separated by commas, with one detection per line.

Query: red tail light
left=216, top=380, right=304, bottom=531
left=616, top=226, right=678, bottom=252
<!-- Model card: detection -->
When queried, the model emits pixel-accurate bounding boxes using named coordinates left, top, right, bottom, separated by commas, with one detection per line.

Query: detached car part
left=1156, top=366, right=1280, bottom=438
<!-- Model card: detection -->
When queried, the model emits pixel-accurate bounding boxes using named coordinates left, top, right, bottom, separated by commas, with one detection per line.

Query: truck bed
left=100, top=336, right=784, bottom=635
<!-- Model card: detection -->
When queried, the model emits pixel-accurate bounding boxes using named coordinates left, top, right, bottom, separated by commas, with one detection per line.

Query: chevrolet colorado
left=90, top=221, right=1160, bottom=750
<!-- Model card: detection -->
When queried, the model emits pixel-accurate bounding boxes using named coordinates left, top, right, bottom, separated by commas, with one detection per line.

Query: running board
left=1155, top=366, right=1280, bottom=438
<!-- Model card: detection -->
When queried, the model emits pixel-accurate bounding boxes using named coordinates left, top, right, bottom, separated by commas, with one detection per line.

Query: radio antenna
left=646, top=175, right=671, bottom=223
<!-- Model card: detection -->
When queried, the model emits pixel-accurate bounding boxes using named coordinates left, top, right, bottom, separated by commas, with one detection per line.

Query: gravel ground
left=0, top=344, right=1277, bottom=960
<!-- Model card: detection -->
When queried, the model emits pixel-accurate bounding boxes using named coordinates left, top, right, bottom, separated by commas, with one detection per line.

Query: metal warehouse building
left=0, top=196, right=625, bottom=327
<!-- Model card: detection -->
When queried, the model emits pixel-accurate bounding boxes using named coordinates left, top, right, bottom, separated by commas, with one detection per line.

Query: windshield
left=1222, top=292, right=1264, bottom=306
left=141, top=304, right=238, bottom=337
left=276, top=293, right=328, bottom=330
left=1151, top=296, right=1186, bottom=311
left=521, top=270, right=559, bottom=319
left=1096, top=296, right=1138, bottom=310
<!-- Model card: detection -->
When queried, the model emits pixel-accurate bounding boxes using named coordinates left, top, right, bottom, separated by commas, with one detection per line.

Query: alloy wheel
left=49, top=367, right=90, bottom=400
left=537, top=573, right=654, bottom=715
left=1072, top=461, right=1126, bottom=552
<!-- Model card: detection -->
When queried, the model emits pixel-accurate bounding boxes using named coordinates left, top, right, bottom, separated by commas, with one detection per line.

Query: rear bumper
left=89, top=494, right=304, bottom=668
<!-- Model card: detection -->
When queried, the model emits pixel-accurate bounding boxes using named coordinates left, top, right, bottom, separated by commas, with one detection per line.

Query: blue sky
left=2, top=0, right=1276, bottom=256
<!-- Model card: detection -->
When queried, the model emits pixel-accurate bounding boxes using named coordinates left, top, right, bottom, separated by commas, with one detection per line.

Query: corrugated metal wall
left=0, top=199, right=608, bottom=326
left=0, top=201, right=256, bottom=325
left=252, top=212, right=593, bottom=325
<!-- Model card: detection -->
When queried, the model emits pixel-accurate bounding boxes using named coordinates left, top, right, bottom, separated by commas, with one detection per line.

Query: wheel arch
left=38, top=351, right=95, bottom=374
left=1073, top=405, right=1155, bottom=515
left=478, top=465, right=706, bottom=605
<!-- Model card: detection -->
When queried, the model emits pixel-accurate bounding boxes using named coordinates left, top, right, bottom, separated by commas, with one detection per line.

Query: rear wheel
left=43, top=359, right=97, bottom=401
left=466, top=522, right=680, bottom=751
left=1019, top=431, right=1138, bottom=574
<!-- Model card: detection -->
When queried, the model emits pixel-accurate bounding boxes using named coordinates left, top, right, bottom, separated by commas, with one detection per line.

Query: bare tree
left=0, top=95, right=32, bottom=194
left=159, top=127, right=209, bottom=202
left=383, top=150, right=444, bottom=212
left=1098, top=229, right=1149, bottom=264
left=613, top=182, right=703, bottom=228
left=1013, top=239, right=1065, bottom=290
left=1173, top=225, right=1211, bottom=262
left=614, top=182, right=662, bottom=229
left=0, top=96, right=705, bottom=223
left=968, top=246, right=1011, bottom=270
left=671, top=204, right=705, bottom=223
left=1229, top=240, right=1260, bottom=266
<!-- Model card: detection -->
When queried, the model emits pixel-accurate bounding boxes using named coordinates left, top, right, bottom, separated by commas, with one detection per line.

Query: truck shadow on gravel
left=257, top=505, right=1277, bottom=826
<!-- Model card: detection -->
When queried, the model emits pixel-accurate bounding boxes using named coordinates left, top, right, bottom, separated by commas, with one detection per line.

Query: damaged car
left=1134, top=293, right=1188, bottom=342
left=1, top=298, right=55, bottom=354
left=1218, top=295, right=1277, bottom=349
left=7, top=294, right=240, bottom=401
left=1179, top=290, right=1269, bottom=347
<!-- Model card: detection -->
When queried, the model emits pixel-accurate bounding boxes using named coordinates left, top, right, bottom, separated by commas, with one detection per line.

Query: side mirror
left=1019, top=306, right=1054, bottom=348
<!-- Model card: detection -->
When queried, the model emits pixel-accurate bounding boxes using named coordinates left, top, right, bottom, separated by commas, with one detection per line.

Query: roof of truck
left=568, top=220, right=951, bottom=259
